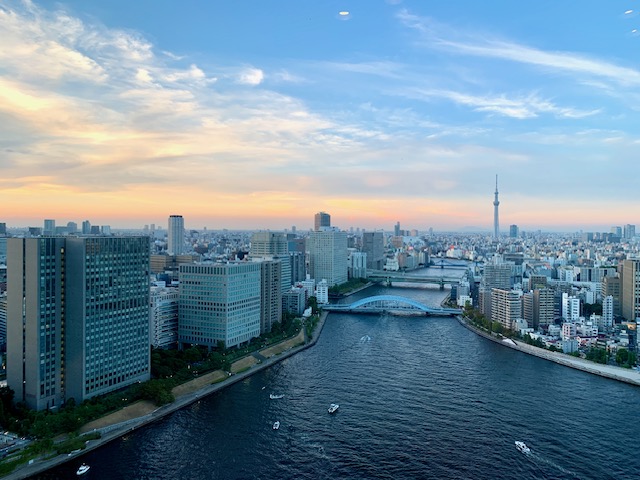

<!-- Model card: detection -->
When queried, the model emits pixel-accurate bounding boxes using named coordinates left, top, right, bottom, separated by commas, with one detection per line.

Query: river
left=33, top=271, right=640, bottom=480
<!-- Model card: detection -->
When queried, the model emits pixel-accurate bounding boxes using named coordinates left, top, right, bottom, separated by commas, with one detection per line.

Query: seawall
left=457, top=316, right=640, bottom=387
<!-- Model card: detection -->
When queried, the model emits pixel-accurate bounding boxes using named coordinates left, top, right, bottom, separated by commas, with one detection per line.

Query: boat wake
left=526, top=451, right=579, bottom=477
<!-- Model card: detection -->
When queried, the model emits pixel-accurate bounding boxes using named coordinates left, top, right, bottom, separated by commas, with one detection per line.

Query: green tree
left=308, top=296, right=319, bottom=315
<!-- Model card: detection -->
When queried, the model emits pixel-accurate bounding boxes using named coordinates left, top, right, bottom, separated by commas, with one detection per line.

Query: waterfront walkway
left=4, top=312, right=329, bottom=480
left=457, top=317, right=640, bottom=387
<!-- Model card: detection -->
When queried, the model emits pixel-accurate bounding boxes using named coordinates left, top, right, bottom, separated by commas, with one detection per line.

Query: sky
left=2, top=0, right=640, bottom=232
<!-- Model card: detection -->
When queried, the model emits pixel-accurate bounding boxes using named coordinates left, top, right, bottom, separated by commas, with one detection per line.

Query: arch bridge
left=323, top=295, right=462, bottom=316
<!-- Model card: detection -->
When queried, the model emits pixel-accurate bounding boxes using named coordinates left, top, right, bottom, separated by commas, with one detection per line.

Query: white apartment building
left=150, top=286, right=179, bottom=348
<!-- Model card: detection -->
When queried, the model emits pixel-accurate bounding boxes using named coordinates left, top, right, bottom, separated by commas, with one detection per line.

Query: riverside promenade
left=457, top=316, right=640, bottom=387
left=4, top=312, right=329, bottom=480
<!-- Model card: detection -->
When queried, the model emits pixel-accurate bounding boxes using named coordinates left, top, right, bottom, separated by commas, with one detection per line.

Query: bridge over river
left=323, top=295, right=462, bottom=316
left=367, top=270, right=462, bottom=289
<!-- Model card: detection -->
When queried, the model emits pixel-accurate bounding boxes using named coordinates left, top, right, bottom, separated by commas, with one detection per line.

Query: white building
left=562, top=293, right=580, bottom=321
left=316, top=279, right=329, bottom=304
left=167, top=214, right=185, bottom=255
left=347, top=250, right=367, bottom=279
left=150, top=286, right=179, bottom=348
left=602, top=295, right=614, bottom=329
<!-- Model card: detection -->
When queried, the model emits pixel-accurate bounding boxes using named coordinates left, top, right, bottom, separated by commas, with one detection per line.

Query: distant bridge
left=367, top=270, right=461, bottom=289
left=431, top=259, right=472, bottom=269
left=323, top=295, right=462, bottom=316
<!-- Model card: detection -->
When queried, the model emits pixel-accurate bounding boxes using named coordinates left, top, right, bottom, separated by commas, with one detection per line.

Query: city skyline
left=3, top=1, right=640, bottom=231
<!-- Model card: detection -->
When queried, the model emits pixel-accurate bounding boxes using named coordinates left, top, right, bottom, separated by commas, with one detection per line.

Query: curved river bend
left=35, top=283, right=640, bottom=480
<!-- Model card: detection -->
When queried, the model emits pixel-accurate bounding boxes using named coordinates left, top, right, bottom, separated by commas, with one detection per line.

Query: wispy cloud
left=397, top=9, right=640, bottom=88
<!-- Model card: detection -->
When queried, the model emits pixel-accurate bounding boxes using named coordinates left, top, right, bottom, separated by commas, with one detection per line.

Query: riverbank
left=3, top=312, right=329, bottom=480
left=457, top=316, right=640, bottom=387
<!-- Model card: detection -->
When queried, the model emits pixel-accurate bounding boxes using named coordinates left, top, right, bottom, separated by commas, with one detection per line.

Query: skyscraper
left=362, top=231, right=384, bottom=270
left=64, top=236, right=151, bottom=402
left=624, top=224, right=636, bottom=240
left=168, top=215, right=185, bottom=255
left=314, top=212, right=331, bottom=231
left=7, top=236, right=151, bottom=410
left=493, top=175, right=500, bottom=239
left=7, top=237, right=66, bottom=410
left=307, top=228, right=348, bottom=287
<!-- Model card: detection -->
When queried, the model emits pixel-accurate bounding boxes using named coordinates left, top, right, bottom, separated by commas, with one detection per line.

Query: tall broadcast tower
left=493, top=175, right=500, bottom=239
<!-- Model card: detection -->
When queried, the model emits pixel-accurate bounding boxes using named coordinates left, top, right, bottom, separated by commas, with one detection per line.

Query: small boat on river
left=273, top=421, right=280, bottom=430
left=76, top=463, right=90, bottom=476
left=328, top=403, right=339, bottom=414
left=515, top=441, right=530, bottom=454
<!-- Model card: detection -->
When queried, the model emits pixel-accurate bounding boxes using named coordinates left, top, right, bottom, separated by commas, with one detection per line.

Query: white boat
left=270, top=393, right=284, bottom=399
left=273, top=421, right=280, bottom=430
left=515, top=441, right=530, bottom=454
left=328, top=403, right=339, bottom=414
left=76, top=463, right=90, bottom=476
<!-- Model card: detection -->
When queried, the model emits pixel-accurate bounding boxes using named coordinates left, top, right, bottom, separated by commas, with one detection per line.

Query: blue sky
left=1, top=0, right=639, bottom=231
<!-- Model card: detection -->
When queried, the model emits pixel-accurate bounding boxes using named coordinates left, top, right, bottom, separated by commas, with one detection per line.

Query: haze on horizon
left=2, top=0, right=640, bottom=232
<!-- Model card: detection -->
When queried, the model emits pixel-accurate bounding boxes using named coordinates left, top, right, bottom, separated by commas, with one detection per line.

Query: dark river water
left=34, top=276, right=640, bottom=480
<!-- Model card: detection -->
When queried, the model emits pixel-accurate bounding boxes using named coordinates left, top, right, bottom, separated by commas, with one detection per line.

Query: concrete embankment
left=4, top=312, right=329, bottom=480
left=457, top=316, right=640, bottom=387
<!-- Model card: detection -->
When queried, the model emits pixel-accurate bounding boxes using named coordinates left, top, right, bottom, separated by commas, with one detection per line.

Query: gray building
left=7, top=236, right=150, bottom=410
left=64, top=236, right=151, bottom=403
left=362, top=231, right=384, bottom=270
left=179, top=262, right=261, bottom=349
left=256, top=259, right=282, bottom=334
left=307, top=228, right=348, bottom=287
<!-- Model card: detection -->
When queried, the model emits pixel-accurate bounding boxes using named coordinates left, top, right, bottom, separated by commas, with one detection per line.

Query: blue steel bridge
left=322, top=295, right=462, bottom=316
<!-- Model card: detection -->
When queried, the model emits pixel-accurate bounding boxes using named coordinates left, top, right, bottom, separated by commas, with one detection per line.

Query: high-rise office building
left=624, top=224, right=636, bottom=240
left=363, top=231, right=384, bottom=270
left=82, top=220, right=91, bottom=234
left=249, top=231, right=290, bottom=294
left=307, top=228, right=348, bottom=287
left=7, top=236, right=150, bottom=410
left=394, top=222, right=400, bottom=237
left=179, top=262, right=261, bottom=349
left=621, top=259, right=640, bottom=321
left=168, top=215, right=185, bottom=255
left=314, top=212, right=331, bottom=231
left=493, top=175, right=500, bottom=239
left=0, top=223, right=6, bottom=235
left=43, top=219, right=55, bottom=236
left=509, top=224, right=519, bottom=238
left=250, top=231, right=288, bottom=256
left=7, top=237, right=66, bottom=410
left=64, top=236, right=151, bottom=402
left=289, top=251, right=306, bottom=286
